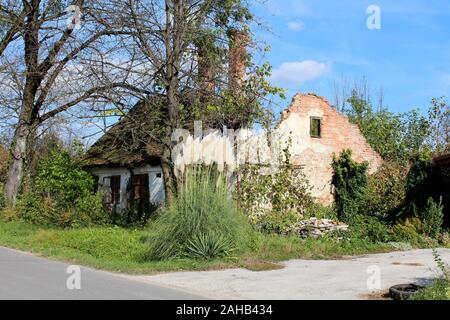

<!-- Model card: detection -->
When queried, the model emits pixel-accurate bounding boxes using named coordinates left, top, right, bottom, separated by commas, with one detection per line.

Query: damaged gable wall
left=278, top=93, right=382, bottom=204
left=170, top=92, right=382, bottom=206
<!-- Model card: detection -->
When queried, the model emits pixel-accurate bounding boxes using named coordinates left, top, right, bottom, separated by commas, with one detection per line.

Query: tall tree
left=108, top=0, right=283, bottom=200
left=0, top=0, right=145, bottom=205
left=428, top=97, right=450, bottom=156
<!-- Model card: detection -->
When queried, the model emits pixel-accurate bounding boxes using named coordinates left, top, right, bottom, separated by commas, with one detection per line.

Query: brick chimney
left=227, top=28, right=249, bottom=91
left=197, top=42, right=215, bottom=100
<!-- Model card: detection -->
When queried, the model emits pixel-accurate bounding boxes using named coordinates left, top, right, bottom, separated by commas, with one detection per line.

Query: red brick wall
left=280, top=93, right=382, bottom=204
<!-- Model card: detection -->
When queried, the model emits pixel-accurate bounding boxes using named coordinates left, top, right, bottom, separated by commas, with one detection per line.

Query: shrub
left=364, top=161, right=407, bottom=220
left=146, top=168, right=249, bottom=260
left=35, top=149, right=95, bottom=205
left=421, top=197, right=444, bottom=239
left=255, top=210, right=300, bottom=235
left=17, top=192, right=109, bottom=228
left=391, top=217, right=425, bottom=244
left=304, top=202, right=337, bottom=219
left=16, top=149, right=110, bottom=228
left=331, top=149, right=368, bottom=222
left=239, top=138, right=313, bottom=219
left=17, top=194, right=58, bottom=226
left=0, top=191, right=5, bottom=210
left=350, top=215, right=391, bottom=243
left=74, top=192, right=111, bottom=226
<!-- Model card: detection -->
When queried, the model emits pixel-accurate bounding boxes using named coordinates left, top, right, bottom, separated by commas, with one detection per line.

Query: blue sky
left=250, top=0, right=450, bottom=115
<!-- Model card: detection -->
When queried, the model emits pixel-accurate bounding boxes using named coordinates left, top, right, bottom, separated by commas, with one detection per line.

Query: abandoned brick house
left=84, top=28, right=381, bottom=211
left=85, top=92, right=382, bottom=210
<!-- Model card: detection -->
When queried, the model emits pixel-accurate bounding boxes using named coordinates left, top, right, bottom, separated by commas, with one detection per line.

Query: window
left=310, top=117, right=322, bottom=138
left=103, top=175, right=121, bottom=205
left=131, top=174, right=149, bottom=200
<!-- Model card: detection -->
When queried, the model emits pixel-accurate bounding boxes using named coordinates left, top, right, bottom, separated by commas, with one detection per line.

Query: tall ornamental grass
left=146, top=167, right=249, bottom=260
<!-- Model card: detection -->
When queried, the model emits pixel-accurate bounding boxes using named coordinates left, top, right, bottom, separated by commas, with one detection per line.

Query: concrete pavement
left=123, top=248, right=450, bottom=300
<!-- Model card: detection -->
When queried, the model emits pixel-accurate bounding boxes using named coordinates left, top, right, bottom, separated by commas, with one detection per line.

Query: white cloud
left=271, top=60, right=331, bottom=86
left=287, top=20, right=305, bottom=31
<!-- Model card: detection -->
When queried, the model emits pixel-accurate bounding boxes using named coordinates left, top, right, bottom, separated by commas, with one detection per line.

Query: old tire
left=389, top=284, right=423, bottom=300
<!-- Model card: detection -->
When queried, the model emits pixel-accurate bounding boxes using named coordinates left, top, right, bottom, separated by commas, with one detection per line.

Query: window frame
left=310, top=116, right=322, bottom=138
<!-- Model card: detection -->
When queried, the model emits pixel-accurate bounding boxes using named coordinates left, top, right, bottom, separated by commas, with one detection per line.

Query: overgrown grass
left=0, top=219, right=394, bottom=274
left=410, top=280, right=450, bottom=300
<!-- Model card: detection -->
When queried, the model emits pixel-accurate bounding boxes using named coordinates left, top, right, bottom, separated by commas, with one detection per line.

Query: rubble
left=287, top=217, right=349, bottom=238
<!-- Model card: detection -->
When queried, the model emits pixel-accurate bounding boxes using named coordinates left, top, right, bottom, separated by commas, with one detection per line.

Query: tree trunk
left=4, top=123, right=31, bottom=206
left=161, top=145, right=175, bottom=204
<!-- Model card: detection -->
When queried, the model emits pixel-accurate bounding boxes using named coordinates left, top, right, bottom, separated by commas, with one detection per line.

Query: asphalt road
left=0, top=246, right=204, bottom=300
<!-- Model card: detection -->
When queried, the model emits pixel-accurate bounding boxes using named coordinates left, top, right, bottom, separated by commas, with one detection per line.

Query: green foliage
left=391, top=217, right=427, bottom=245
left=428, top=97, right=450, bottom=155
left=17, top=194, right=58, bottom=226
left=420, top=197, right=444, bottom=239
left=411, top=250, right=450, bottom=300
left=410, top=279, right=450, bottom=300
left=186, top=233, right=235, bottom=259
left=0, top=143, right=7, bottom=184
left=406, top=151, right=434, bottom=192
left=350, top=215, right=392, bottom=243
left=239, top=139, right=313, bottom=220
left=0, top=191, right=5, bottom=210
left=146, top=168, right=249, bottom=260
left=331, top=149, right=368, bottom=222
left=304, top=203, right=337, bottom=220
left=16, top=149, right=109, bottom=228
left=254, top=210, right=300, bottom=235
left=35, top=149, right=94, bottom=205
left=433, top=248, right=450, bottom=280
left=17, top=192, right=109, bottom=228
left=364, top=161, right=408, bottom=220
left=344, top=90, right=430, bottom=163
left=0, top=219, right=391, bottom=274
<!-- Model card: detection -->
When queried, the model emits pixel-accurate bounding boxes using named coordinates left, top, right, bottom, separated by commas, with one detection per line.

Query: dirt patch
left=241, top=259, right=284, bottom=271
left=392, top=262, right=424, bottom=266
left=358, top=290, right=391, bottom=300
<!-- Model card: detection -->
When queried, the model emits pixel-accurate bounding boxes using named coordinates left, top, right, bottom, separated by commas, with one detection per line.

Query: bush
left=17, top=194, right=58, bottom=226
left=350, top=215, right=391, bottom=243
left=239, top=139, right=313, bottom=219
left=364, top=161, right=407, bottom=220
left=17, top=192, right=109, bottom=228
left=304, top=202, right=337, bottom=219
left=0, top=190, right=5, bottom=210
left=35, top=149, right=95, bottom=205
left=331, top=149, right=368, bottom=222
left=391, top=217, right=426, bottom=245
left=420, top=197, right=444, bottom=239
left=146, top=168, right=249, bottom=260
left=255, top=210, right=300, bottom=235
left=16, top=149, right=110, bottom=228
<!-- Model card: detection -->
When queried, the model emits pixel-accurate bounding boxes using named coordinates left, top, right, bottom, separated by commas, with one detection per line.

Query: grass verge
left=0, top=219, right=394, bottom=274
left=410, top=279, right=450, bottom=300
